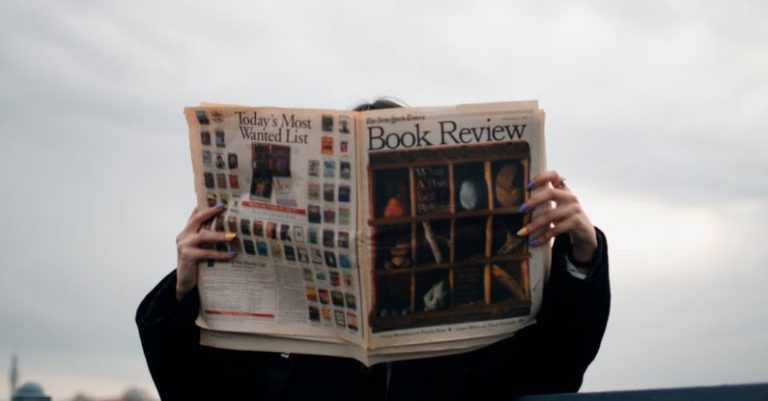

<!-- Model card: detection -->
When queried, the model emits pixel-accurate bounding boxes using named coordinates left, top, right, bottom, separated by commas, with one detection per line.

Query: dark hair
left=352, top=98, right=405, bottom=111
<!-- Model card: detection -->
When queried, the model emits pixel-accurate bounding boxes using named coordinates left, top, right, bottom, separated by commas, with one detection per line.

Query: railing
left=518, top=383, right=768, bottom=401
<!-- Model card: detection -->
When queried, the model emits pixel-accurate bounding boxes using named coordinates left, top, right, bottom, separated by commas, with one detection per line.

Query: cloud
left=581, top=188, right=768, bottom=390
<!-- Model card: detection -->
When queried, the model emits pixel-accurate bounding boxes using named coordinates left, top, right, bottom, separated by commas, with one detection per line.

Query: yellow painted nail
left=224, top=233, right=237, bottom=240
left=516, top=227, right=528, bottom=237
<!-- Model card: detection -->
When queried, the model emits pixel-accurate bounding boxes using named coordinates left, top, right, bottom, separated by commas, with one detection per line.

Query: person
left=136, top=100, right=610, bottom=400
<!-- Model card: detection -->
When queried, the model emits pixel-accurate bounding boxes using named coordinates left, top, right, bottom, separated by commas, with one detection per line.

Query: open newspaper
left=185, top=101, right=548, bottom=365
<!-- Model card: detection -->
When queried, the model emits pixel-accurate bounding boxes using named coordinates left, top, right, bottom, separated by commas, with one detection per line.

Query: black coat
left=136, top=231, right=610, bottom=401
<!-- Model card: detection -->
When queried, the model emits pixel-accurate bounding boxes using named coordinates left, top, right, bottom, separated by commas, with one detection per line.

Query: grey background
left=1, top=0, right=766, bottom=399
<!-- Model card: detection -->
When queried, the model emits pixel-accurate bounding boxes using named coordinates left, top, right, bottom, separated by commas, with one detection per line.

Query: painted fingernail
left=529, top=238, right=538, bottom=246
left=527, top=179, right=536, bottom=190
left=227, top=251, right=237, bottom=258
left=517, top=203, right=530, bottom=213
left=214, top=203, right=226, bottom=209
left=224, top=233, right=237, bottom=240
left=516, top=227, right=528, bottom=237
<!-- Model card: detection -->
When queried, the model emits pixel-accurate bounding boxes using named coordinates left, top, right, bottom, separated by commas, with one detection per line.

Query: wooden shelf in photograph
left=368, top=142, right=533, bottom=332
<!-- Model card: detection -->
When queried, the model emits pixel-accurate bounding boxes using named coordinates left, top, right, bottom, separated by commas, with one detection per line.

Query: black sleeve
left=524, top=227, right=611, bottom=393
left=475, top=228, right=610, bottom=398
left=136, top=271, right=276, bottom=400
left=135, top=271, right=208, bottom=400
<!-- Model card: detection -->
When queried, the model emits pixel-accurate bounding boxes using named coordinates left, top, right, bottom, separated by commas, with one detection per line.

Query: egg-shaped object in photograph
left=459, top=179, right=482, bottom=210
left=495, top=164, right=521, bottom=207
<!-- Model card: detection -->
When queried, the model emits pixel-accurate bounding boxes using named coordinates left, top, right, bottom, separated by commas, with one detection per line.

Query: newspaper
left=185, top=101, right=548, bottom=365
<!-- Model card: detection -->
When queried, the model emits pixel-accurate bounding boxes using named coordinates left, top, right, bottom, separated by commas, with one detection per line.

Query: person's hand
left=517, top=171, right=598, bottom=263
left=175, top=205, right=236, bottom=300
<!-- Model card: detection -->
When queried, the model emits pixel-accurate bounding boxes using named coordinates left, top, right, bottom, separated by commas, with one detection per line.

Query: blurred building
left=9, top=354, right=19, bottom=401
left=11, top=382, right=52, bottom=401
left=69, top=388, right=154, bottom=401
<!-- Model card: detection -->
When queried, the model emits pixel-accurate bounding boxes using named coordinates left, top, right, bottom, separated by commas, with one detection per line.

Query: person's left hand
left=517, top=171, right=598, bottom=263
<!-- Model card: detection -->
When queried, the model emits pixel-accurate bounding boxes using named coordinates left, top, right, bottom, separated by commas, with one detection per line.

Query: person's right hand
left=175, top=205, right=236, bottom=300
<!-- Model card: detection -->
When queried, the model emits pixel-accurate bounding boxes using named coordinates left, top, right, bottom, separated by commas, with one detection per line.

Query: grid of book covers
left=190, top=108, right=363, bottom=341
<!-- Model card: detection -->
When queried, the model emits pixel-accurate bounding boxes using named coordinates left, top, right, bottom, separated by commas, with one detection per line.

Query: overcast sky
left=1, top=0, right=767, bottom=399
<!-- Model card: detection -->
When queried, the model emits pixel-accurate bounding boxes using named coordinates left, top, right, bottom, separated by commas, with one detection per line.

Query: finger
left=517, top=203, right=580, bottom=236
left=180, top=247, right=236, bottom=262
left=181, top=231, right=237, bottom=248
left=529, top=216, right=581, bottom=247
left=184, top=204, right=226, bottom=234
left=526, top=225, right=549, bottom=244
left=518, top=187, right=578, bottom=213
left=527, top=170, right=565, bottom=190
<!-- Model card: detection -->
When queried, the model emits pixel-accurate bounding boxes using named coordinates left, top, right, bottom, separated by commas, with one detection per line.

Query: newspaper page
left=356, top=101, right=548, bottom=350
left=189, top=101, right=548, bottom=364
left=186, top=106, right=365, bottom=345
left=199, top=328, right=513, bottom=366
